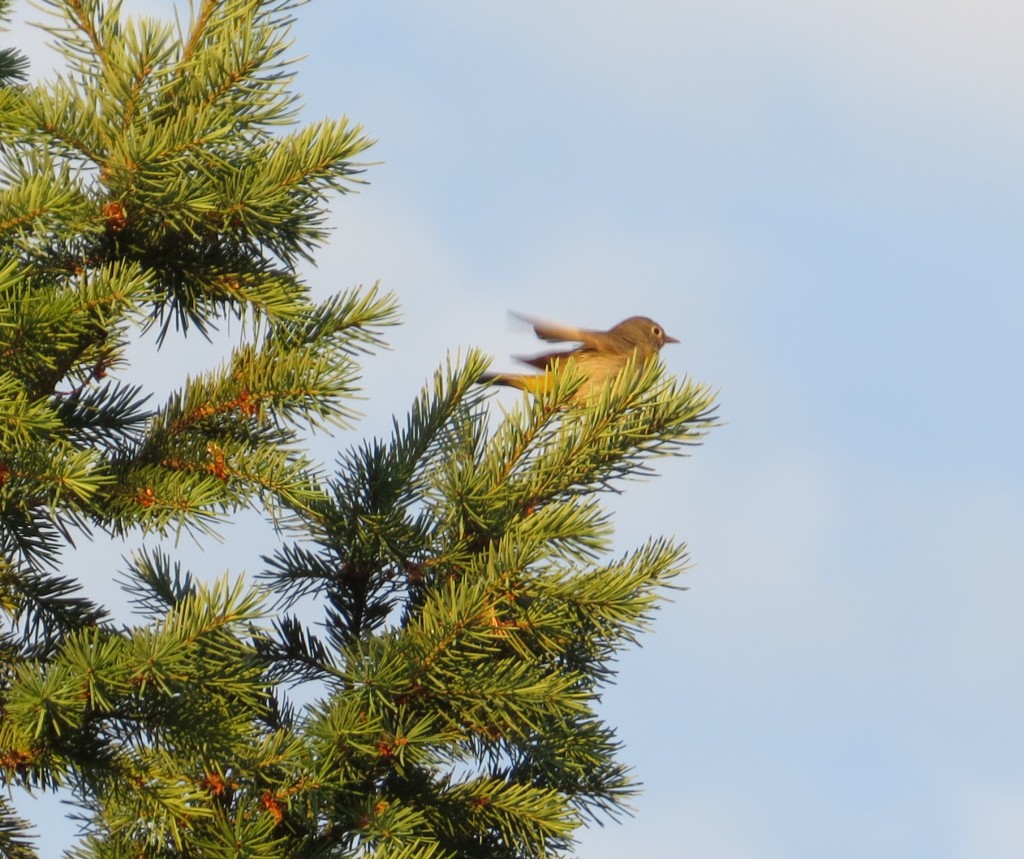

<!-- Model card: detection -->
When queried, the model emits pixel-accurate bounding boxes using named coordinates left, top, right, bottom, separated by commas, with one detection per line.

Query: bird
left=478, top=313, right=679, bottom=403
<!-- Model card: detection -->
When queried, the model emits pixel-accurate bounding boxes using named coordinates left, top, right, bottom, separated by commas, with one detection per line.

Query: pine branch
left=53, top=382, right=152, bottom=451
left=435, top=359, right=717, bottom=559
left=118, top=546, right=196, bottom=617
left=264, top=351, right=490, bottom=644
left=266, top=282, right=400, bottom=357
left=257, top=613, right=335, bottom=683
left=97, top=289, right=401, bottom=538
left=0, top=796, right=36, bottom=859
left=437, top=778, right=578, bottom=850
left=0, top=12, right=28, bottom=84
left=0, top=565, right=109, bottom=657
left=32, top=0, right=121, bottom=79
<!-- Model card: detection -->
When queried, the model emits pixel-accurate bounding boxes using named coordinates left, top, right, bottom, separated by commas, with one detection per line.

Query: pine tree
left=0, top=2, right=717, bottom=857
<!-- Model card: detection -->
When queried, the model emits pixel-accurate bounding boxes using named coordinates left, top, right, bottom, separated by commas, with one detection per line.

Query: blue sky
left=7, top=1, right=1024, bottom=856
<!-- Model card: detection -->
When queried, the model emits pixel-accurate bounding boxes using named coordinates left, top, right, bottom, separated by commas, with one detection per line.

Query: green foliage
left=0, top=1, right=717, bottom=857
left=0, top=0, right=28, bottom=88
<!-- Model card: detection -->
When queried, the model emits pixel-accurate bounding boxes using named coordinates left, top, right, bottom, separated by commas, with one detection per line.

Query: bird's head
left=611, top=316, right=679, bottom=351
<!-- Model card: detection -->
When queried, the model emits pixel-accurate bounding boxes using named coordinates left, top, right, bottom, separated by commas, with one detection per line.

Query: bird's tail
left=477, top=372, right=551, bottom=394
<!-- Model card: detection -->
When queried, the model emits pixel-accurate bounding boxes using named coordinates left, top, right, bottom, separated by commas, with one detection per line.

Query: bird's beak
left=664, top=334, right=680, bottom=344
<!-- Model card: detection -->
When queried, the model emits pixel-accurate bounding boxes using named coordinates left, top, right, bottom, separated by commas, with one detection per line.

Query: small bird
left=478, top=313, right=679, bottom=402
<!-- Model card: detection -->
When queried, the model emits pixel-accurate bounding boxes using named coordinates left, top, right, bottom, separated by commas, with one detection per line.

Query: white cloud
left=12, top=0, right=1022, bottom=145
left=426, top=0, right=1024, bottom=150
left=955, top=785, right=1024, bottom=857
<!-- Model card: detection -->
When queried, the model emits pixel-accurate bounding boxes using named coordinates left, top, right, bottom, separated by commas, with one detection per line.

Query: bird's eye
left=652, top=326, right=662, bottom=338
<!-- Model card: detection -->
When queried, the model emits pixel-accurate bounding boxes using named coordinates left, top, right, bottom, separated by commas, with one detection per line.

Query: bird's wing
left=510, top=311, right=609, bottom=348
left=514, top=349, right=575, bottom=371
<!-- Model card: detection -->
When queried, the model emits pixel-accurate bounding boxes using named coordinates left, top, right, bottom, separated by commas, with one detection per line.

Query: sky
left=5, top=1, right=1024, bottom=856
